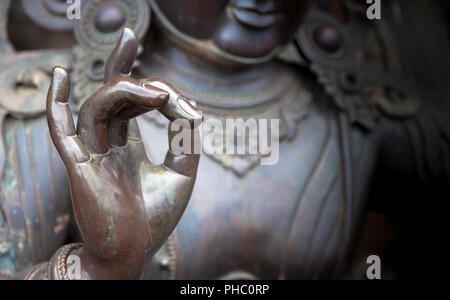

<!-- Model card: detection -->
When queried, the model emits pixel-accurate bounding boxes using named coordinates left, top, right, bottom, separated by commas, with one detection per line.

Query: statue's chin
left=150, top=0, right=284, bottom=66
left=211, top=22, right=281, bottom=59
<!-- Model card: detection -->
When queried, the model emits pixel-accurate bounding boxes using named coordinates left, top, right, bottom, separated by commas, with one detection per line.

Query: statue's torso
left=139, top=59, right=378, bottom=279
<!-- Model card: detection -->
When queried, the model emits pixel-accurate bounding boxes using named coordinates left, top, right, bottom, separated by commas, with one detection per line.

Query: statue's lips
left=231, top=8, right=280, bottom=29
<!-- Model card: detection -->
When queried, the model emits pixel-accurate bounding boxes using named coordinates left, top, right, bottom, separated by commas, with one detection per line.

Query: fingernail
left=178, top=97, right=203, bottom=122
left=52, top=67, right=69, bottom=103
left=52, top=66, right=67, bottom=80
left=122, top=27, right=137, bottom=41
left=158, top=90, right=170, bottom=99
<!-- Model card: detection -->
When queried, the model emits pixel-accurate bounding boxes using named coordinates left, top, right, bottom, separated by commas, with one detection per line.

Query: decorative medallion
left=71, top=0, right=151, bottom=110
left=296, top=9, right=423, bottom=130
left=0, top=0, right=72, bottom=117
left=22, top=0, right=77, bottom=32
left=0, top=51, right=72, bottom=118
left=74, top=0, right=150, bottom=51
left=296, top=10, right=355, bottom=70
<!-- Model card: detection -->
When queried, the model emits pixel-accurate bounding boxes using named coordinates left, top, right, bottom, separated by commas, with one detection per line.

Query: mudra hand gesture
left=46, top=28, right=203, bottom=280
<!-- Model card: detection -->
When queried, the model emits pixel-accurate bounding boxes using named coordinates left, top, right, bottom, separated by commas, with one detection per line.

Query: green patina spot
left=105, top=216, right=117, bottom=246
left=166, top=183, right=176, bottom=207
left=99, top=195, right=111, bottom=209
left=1, top=167, right=16, bottom=192
left=95, top=196, right=117, bottom=247
left=0, top=241, right=17, bottom=277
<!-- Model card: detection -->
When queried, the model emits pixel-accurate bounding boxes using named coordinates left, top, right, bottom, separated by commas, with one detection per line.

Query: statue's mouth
left=230, top=6, right=281, bottom=29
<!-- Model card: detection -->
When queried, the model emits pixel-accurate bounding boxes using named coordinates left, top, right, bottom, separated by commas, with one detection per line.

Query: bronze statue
left=0, top=0, right=449, bottom=279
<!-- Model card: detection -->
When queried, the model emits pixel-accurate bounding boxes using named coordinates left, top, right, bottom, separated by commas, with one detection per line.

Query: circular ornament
left=74, top=0, right=150, bottom=51
left=296, top=10, right=355, bottom=69
left=22, top=0, right=77, bottom=32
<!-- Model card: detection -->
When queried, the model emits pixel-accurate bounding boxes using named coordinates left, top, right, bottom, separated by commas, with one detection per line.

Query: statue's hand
left=46, top=29, right=202, bottom=279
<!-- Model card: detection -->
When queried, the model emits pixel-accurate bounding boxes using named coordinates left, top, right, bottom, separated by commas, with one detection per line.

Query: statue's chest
left=141, top=103, right=376, bottom=279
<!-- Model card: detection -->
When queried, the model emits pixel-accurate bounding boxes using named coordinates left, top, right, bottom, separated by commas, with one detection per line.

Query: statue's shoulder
left=289, top=6, right=450, bottom=182
left=1, top=0, right=152, bottom=113
left=0, top=0, right=73, bottom=119
left=290, top=7, right=446, bottom=132
left=0, top=0, right=72, bottom=186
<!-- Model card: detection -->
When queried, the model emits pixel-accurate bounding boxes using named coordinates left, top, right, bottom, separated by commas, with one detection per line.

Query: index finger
left=77, top=77, right=169, bottom=154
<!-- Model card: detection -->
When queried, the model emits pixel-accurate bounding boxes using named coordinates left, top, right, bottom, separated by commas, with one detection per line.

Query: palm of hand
left=46, top=28, right=202, bottom=279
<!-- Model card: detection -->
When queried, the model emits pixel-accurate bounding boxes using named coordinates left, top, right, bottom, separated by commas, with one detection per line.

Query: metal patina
left=0, top=0, right=448, bottom=279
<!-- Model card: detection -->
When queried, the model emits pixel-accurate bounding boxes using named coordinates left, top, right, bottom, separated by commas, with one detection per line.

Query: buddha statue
left=0, top=0, right=449, bottom=279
